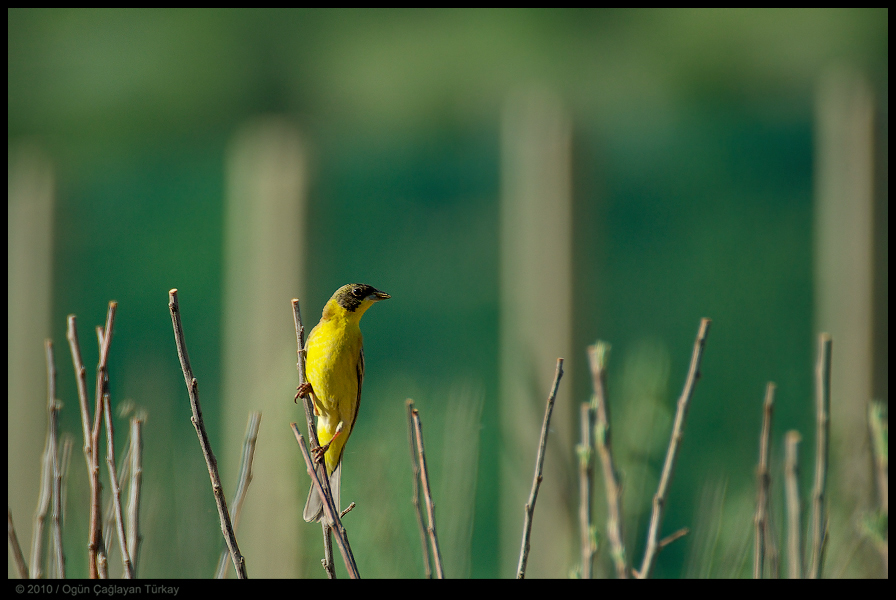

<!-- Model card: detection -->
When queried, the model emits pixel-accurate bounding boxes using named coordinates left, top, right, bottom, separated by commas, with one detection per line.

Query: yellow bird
left=300, top=283, right=390, bottom=523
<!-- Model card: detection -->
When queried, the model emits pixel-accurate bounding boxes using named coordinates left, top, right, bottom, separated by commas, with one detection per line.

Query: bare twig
left=516, top=358, right=565, bottom=579
left=30, top=340, right=59, bottom=579
left=53, top=434, right=73, bottom=580
left=587, top=342, right=627, bottom=579
left=96, top=554, right=108, bottom=579
left=126, top=417, right=144, bottom=576
left=753, top=382, right=775, bottom=579
left=168, top=289, right=247, bottom=579
left=86, top=302, right=117, bottom=578
left=577, top=402, right=596, bottom=579
left=88, top=392, right=106, bottom=580
left=290, top=424, right=360, bottom=578
left=102, top=394, right=133, bottom=578
left=636, top=318, right=711, bottom=579
left=321, top=525, right=335, bottom=579
left=215, top=411, right=261, bottom=579
left=8, top=509, right=29, bottom=578
left=67, top=314, right=103, bottom=578
left=46, top=341, right=65, bottom=579
left=784, top=430, right=803, bottom=579
left=68, top=314, right=104, bottom=578
left=292, top=299, right=316, bottom=445
left=658, top=527, right=690, bottom=550
left=101, top=432, right=130, bottom=574
left=67, top=316, right=92, bottom=463
left=807, top=334, right=831, bottom=579
left=406, top=399, right=433, bottom=578
left=411, top=407, right=445, bottom=578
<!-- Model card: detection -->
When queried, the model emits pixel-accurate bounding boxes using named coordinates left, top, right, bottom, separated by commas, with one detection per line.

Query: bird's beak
left=369, top=290, right=390, bottom=302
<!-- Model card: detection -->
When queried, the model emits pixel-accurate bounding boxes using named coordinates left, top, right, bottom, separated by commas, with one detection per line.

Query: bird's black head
left=333, top=283, right=390, bottom=312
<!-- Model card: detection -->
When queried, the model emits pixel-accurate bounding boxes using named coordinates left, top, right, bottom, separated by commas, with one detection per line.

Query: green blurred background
left=8, top=9, right=887, bottom=579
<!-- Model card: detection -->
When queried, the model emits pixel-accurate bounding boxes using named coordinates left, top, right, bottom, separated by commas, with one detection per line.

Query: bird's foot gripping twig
left=312, top=441, right=331, bottom=464
left=295, top=382, right=314, bottom=404
left=311, top=421, right=345, bottom=464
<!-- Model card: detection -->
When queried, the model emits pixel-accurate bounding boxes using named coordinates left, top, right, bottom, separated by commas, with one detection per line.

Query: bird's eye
left=351, top=287, right=364, bottom=298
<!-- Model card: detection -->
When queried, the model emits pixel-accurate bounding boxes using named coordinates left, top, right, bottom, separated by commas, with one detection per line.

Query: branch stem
left=753, top=382, right=775, bottom=579
left=807, top=334, right=831, bottom=579
left=89, top=303, right=116, bottom=578
left=8, top=509, right=29, bottom=578
left=47, top=341, right=65, bottom=579
left=101, top=394, right=133, bottom=578
left=290, top=425, right=360, bottom=578
left=411, top=406, right=445, bottom=578
left=215, top=412, right=261, bottom=579
left=406, top=399, right=433, bottom=578
left=516, top=358, right=565, bottom=579
left=126, top=417, right=144, bottom=576
left=587, top=342, right=627, bottom=579
left=577, top=401, right=595, bottom=579
left=168, top=289, right=247, bottom=579
left=636, top=318, right=711, bottom=579
left=784, top=431, right=803, bottom=579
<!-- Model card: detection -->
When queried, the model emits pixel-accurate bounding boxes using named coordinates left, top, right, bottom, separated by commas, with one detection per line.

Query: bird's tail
left=302, top=460, right=342, bottom=524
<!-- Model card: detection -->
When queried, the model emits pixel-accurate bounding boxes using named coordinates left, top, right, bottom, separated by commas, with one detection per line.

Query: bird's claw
left=312, top=442, right=330, bottom=464
left=295, top=381, right=314, bottom=403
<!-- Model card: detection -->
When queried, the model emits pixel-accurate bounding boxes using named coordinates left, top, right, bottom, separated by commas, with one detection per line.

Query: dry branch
left=215, top=411, right=261, bottom=579
left=66, top=317, right=91, bottom=461
left=47, top=341, right=65, bottom=579
left=636, top=318, right=711, bottom=579
left=753, top=382, right=775, bottom=579
left=89, top=303, right=117, bottom=578
left=290, top=424, right=360, bottom=578
left=807, top=334, right=831, bottom=579
left=406, top=399, right=433, bottom=578
left=516, top=358, right=565, bottom=579
left=67, top=314, right=102, bottom=577
left=8, top=509, right=29, bottom=579
left=29, top=342, right=55, bottom=579
left=168, top=289, right=247, bottom=579
left=410, top=405, right=445, bottom=578
left=126, top=417, right=144, bottom=575
left=577, top=401, right=596, bottom=579
left=784, top=430, right=803, bottom=579
left=587, top=342, right=627, bottom=579
left=101, top=394, right=133, bottom=578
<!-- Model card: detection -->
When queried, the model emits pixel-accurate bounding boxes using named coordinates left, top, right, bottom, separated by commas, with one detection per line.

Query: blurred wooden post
left=813, top=67, right=876, bottom=570
left=499, top=88, right=574, bottom=578
left=7, top=143, right=55, bottom=578
left=222, top=118, right=308, bottom=577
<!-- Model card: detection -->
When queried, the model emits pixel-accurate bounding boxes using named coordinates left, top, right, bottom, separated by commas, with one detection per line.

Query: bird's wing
left=348, top=346, right=364, bottom=435
left=323, top=346, right=361, bottom=522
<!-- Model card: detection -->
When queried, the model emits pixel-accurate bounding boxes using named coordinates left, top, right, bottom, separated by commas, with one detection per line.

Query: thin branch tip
left=168, top=291, right=247, bottom=579
left=517, top=358, right=565, bottom=579
left=636, top=318, right=711, bottom=578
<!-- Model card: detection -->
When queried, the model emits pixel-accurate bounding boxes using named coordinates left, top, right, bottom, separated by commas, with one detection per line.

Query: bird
left=299, top=283, right=390, bottom=523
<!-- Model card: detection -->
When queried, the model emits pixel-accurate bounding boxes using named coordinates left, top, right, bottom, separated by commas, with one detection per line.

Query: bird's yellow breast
left=304, top=307, right=363, bottom=474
